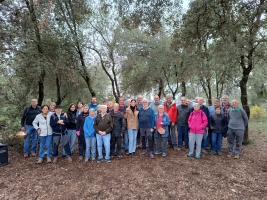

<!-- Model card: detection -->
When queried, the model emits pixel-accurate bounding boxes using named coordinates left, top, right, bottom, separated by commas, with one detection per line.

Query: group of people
left=20, top=94, right=248, bottom=164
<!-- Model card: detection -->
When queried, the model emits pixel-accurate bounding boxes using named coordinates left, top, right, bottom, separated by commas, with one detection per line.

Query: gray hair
left=166, top=94, right=172, bottom=98
left=158, top=105, right=164, bottom=109
left=89, top=108, right=95, bottom=112
left=194, top=103, right=200, bottom=107
left=142, top=98, right=148, bottom=103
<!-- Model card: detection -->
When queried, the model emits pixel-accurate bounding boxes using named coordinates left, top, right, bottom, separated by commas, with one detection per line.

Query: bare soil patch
left=1, top=133, right=267, bottom=200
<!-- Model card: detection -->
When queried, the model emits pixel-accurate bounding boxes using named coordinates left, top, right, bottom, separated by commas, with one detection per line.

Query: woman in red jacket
left=187, top=103, right=208, bottom=159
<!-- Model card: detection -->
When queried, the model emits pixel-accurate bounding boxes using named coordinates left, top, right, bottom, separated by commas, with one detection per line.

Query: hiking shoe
left=201, top=149, right=207, bottom=154
left=140, top=150, right=146, bottom=155
left=227, top=153, right=232, bottom=158
left=47, top=158, right=52, bottom=163
left=117, top=155, right=123, bottom=159
left=195, top=154, right=201, bottom=159
left=67, top=156, right=72, bottom=162
left=187, top=153, right=194, bottom=157
left=234, top=154, right=239, bottom=159
left=110, top=155, right=114, bottom=159
left=217, top=151, right=222, bottom=156
left=24, top=154, right=28, bottom=158
left=97, top=159, right=103, bottom=163
left=129, top=153, right=133, bottom=156
left=37, top=158, right=43, bottom=164
left=133, top=152, right=136, bottom=156
left=177, top=147, right=182, bottom=151
left=206, top=146, right=210, bottom=150
left=125, top=150, right=129, bottom=155
left=85, top=158, right=89, bottom=162
left=92, top=158, right=96, bottom=161
left=106, top=159, right=111, bottom=163
left=162, top=153, right=167, bottom=157
left=79, top=156, right=83, bottom=161
left=53, top=158, right=58, bottom=163
left=173, top=146, right=178, bottom=151
left=150, top=153, right=154, bottom=159
left=154, top=151, right=162, bottom=155
left=210, top=151, right=216, bottom=155
left=31, top=152, right=36, bottom=157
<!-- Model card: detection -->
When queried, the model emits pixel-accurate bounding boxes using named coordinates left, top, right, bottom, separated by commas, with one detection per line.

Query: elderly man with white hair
left=139, top=98, right=155, bottom=158
left=94, top=105, right=113, bottom=163
left=227, top=99, right=248, bottom=159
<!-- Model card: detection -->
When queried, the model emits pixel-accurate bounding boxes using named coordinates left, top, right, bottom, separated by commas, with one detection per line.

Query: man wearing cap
left=50, top=105, right=72, bottom=163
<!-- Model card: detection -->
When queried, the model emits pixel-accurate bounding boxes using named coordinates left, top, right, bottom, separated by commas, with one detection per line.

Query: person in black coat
left=76, top=105, right=90, bottom=160
left=50, top=105, right=71, bottom=162
left=65, top=104, right=77, bottom=154
left=210, top=106, right=228, bottom=155
left=109, top=103, right=126, bottom=158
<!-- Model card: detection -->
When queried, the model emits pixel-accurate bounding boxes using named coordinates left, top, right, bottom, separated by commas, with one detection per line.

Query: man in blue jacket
left=138, top=99, right=155, bottom=158
left=50, top=105, right=71, bottom=163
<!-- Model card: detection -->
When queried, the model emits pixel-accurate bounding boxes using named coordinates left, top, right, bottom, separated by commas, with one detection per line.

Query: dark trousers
left=140, top=128, right=154, bottom=153
left=77, top=134, right=86, bottom=157
left=52, top=134, right=71, bottom=158
left=137, top=129, right=141, bottom=145
left=110, top=135, right=122, bottom=156
left=156, top=135, right=168, bottom=153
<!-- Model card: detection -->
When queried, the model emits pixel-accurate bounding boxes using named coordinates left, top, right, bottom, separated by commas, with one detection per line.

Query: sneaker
left=92, top=158, right=96, bottom=161
left=177, top=147, right=182, bottom=151
left=37, top=158, right=43, bottom=164
left=154, top=151, right=162, bottom=155
left=31, top=152, right=36, bottom=157
left=185, top=148, right=189, bottom=152
left=129, top=153, right=133, bottom=156
left=150, top=153, right=154, bottom=159
left=201, top=149, right=207, bottom=154
left=234, top=154, right=239, bottom=159
left=117, top=155, right=123, bottom=159
left=68, top=156, right=72, bottom=162
left=140, top=150, right=146, bottom=155
left=24, top=154, right=28, bottom=158
left=133, top=152, right=136, bottom=156
left=125, top=150, right=129, bottom=155
left=227, top=153, right=232, bottom=158
left=110, top=155, right=114, bottom=159
left=97, top=159, right=103, bottom=163
left=79, top=156, right=83, bottom=161
left=173, top=146, right=178, bottom=151
left=187, top=153, right=194, bottom=157
left=162, top=153, right=167, bottom=157
left=195, top=154, right=201, bottom=159
left=106, top=159, right=111, bottom=163
left=53, top=158, right=58, bottom=163
left=217, top=151, right=222, bottom=156
left=85, top=158, right=89, bottom=162
left=206, top=146, right=210, bottom=150
left=210, top=151, right=216, bottom=155
left=47, top=158, right=52, bottom=163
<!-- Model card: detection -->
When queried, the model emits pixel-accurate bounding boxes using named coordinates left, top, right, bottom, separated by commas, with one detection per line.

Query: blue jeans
left=123, top=130, right=129, bottom=151
left=63, top=129, right=76, bottom=155
left=96, top=133, right=111, bottom=160
left=85, top=137, right=96, bottom=159
left=211, top=132, right=222, bottom=152
left=177, top=125, right=189, bottom=148
left=201, top=129, right=207, bottom=150
left=128, top=129, right=137, bottom=153
left=39, top=135, right=52, bottom=158
left=24, top=125, right=38, bottom=154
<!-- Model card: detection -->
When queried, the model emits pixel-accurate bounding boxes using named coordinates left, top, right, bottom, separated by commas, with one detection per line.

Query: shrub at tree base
left=250, top=105, right=267, bottom=119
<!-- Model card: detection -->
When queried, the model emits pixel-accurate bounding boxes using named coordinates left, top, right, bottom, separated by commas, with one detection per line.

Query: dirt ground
left=1, top=133, right=267, bottom=200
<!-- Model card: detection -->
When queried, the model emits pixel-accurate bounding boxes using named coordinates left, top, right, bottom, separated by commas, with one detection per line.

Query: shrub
left=250, top=105, right=267, bottom=119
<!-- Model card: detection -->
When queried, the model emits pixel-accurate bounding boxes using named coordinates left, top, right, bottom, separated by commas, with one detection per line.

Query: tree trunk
left=181, top=81, right=186, bottom=96
left=56, top=75, right=61, bottom=105
left=207, top=78, right=212, bottom=106
left=37, top=69, right=45, bottom=106
left=239, top=55, right=252, bottom=145
left=158, top=78, right=164, bottom=98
